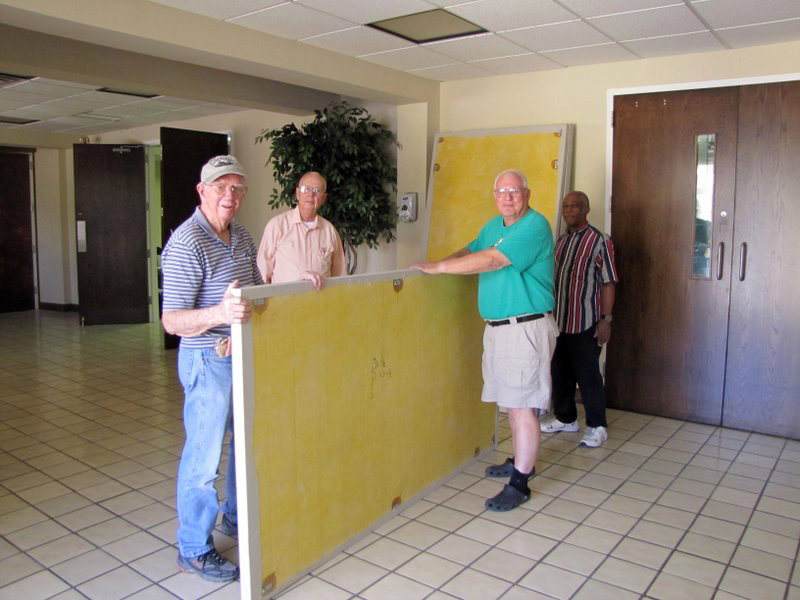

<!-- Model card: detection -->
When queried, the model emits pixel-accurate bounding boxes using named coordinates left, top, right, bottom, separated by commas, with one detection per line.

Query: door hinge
left=611, top=110, right=615, bottom=128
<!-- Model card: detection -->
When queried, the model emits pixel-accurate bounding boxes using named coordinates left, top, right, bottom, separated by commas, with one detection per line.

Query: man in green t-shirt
left=412, top=169, right=557, bottom=511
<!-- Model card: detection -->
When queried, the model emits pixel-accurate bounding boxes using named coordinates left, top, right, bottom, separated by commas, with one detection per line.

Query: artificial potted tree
left=255, top=101, right=397, bottom=273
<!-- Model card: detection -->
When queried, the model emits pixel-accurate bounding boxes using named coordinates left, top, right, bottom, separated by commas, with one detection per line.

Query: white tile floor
left=1, top=310, right=799, bottom=599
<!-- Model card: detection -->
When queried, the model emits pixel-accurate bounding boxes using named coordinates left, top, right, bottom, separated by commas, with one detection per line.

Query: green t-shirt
left=467, top=208, right=555, bottom=320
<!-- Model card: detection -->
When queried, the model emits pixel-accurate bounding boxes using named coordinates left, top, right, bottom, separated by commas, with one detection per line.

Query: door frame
left=605, top=72, right=800, bottom=237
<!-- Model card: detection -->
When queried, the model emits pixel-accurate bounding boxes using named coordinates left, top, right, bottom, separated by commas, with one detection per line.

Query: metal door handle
left=77, top=220, right=87, bottom=253
left=739, top=242, right=748, bottom=281
left=716, top=242, right=724, bottom=280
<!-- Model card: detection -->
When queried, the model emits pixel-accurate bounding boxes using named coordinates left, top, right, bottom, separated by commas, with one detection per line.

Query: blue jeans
left=176, top=347, right=237, bottom=557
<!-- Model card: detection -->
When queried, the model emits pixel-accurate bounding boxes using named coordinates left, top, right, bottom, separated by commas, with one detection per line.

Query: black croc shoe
left=485, top=484, right=530, bottom=511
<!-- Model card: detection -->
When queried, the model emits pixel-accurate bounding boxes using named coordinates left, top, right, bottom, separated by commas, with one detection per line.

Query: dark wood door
left=74, top=144, right=148, bottom=325
left=723, top=82, right=800, bottom=437
left=0, top=151, right=35, bottom=312
left=159, top=127, right=229, bottom=349
left=606, top=88, right=739, bottom=424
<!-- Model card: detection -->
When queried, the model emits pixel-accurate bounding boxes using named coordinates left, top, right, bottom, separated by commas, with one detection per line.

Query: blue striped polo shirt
left=161, top=207, right=261, bottom=348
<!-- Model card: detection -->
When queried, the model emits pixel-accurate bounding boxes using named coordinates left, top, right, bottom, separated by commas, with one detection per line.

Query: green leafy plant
left=255, top=101, right=397, bottom=271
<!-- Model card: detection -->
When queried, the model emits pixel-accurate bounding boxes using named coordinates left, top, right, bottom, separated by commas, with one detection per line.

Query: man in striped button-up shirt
left=539, top=191, right=619, bottom=448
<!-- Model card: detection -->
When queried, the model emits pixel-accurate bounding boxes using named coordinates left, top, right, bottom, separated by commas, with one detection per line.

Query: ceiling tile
left=541, top=42, right=637, bottom=66
left=229, top=2, right=356, bottom=39
left=84, top=90, right=157, bottom=106
left=6, top=80, right=87, bottom=98
left=44, top=116, right=107, bottom=127
left=302, top=26, right=411, bottom=55
left=557, top=0, right=676, bottom=18
left=691, top=0, right=800, bottom=29
left=500, top=20, right=611, bottom=52
left=447, top=0, right=576, bottom=31
left=3, top=105, right=78, bottom=119
left=0, top=100, right=23, bottom=111
left=12, top=120, right=57, bottom=130
left=409, top=61, right=494, bottom=80
left=91, top=105, right=163, bottom=118
left=358, top=46, right=453, bottom=70
left=589, top=4, right=706, bottom=40
left=295, top=0, right=437, bottom=24
left=717, top=18, right=800, bottom=49
left=44, top=79, right=99, bottom=90
left=33, top=96, right=115, bottom=112
left=0, top=90, right=54, bottom=107
left=423, top=33, right=529, bottom=62
left=149, top=0, right=286, bottom=21
left=623, top=30, right=726, bottom=57
left=471, top=52, right=563, bottom=74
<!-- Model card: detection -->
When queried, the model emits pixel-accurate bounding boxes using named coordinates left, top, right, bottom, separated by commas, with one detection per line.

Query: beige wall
left=34, top=148, right=77, bottom=305
left=440, top=41, right=800, bottom=233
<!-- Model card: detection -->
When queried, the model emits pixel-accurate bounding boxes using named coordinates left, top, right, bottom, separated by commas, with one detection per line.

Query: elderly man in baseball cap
left=161, top=155, right=261, bottom=582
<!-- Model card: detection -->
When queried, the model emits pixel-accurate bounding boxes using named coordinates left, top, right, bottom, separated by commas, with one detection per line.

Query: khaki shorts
left=481, top=313, right=558, bottom=409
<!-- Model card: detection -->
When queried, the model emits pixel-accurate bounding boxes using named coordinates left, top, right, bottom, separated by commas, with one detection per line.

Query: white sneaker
left=539, top=415, right=579, bottom=433
left=580, top=426, right=608, bottom=447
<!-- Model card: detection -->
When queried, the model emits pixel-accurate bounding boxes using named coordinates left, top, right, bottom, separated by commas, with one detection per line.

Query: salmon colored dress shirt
left=257, top=206, right=346, bottom=283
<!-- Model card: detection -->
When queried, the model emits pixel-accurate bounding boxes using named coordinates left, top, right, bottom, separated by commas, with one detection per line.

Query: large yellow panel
left=249, top=274, right=494, bottom=589
left=427, top=131, right=563, bottom=260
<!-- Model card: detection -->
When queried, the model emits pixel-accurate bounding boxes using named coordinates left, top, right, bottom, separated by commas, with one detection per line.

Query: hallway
left=1, top=310, right=799, bottom=599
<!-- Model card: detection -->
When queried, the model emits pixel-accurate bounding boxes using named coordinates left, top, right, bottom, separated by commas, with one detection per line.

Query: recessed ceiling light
left=97, top=87, right=160, bottom=99
left=0, top=72, right=34, bottom=88
left=0, top=115, right=39, bottom=125
left=367, top=9, right=486, bottom=44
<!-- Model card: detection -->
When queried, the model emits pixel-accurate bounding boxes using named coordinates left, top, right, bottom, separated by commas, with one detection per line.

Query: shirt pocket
left=313, top=246, right=333, bottom=274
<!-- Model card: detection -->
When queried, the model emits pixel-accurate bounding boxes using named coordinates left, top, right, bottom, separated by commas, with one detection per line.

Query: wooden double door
left=606, top=81, right=800, bottom=439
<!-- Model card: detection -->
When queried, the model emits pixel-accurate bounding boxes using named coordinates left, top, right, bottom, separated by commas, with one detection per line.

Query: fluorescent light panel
left=0, top=116, right=39, bottom=125
left=97, top=87, right=160, bottom=99
left=367, top=9, right=486, bottom=44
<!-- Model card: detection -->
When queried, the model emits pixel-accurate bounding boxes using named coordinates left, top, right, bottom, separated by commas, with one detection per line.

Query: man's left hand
left=411, top=261, right=440, bottom=274
left=303, top=272, right=325, bottom=290
left=595, top=320, right=611, bottom=345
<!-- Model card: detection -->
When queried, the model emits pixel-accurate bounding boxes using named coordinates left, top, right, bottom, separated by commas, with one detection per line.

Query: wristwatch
left=601, top=314, right=613, bottom=322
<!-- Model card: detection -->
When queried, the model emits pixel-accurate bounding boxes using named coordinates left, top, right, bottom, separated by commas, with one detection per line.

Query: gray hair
left=493, top=169, right=529, bottom=190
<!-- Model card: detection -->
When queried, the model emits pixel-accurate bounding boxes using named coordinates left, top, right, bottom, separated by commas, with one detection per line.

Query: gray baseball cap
left=200, top=155, right=246, bottom=183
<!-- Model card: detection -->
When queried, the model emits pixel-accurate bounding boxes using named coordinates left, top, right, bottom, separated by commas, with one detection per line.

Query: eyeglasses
left=205, top=183, right=247, bottom=198
left=298, top=185, right=324, bottom=195
left=494, top=187, right=524, bottom=196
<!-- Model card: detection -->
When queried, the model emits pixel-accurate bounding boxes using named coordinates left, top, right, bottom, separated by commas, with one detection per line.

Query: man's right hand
left=219, top=280, right=251, bottom=324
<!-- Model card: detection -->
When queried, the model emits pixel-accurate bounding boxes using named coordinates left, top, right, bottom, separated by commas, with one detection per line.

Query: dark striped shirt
left=161, top=207, right=261, bottom=349
left=554, top=223, right=619, bottom=334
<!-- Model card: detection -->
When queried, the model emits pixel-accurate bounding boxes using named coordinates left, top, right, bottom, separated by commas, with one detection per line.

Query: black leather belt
left=486, top=313, right=544, bottom=327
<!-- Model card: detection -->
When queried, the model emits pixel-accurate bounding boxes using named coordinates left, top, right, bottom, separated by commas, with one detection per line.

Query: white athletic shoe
left=580, top=426, right=608, bottom=448
left=539, top=415, right=579, bottom=433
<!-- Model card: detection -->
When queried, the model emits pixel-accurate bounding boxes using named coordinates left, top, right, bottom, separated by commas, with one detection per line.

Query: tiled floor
left=2, top=311, right=800, bottom=600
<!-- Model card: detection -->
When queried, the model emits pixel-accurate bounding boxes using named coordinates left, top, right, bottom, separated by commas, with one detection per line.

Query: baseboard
left=39, top=303, right=79, bottom=312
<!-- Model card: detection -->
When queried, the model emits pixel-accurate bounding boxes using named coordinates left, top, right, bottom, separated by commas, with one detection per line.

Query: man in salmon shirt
left=257, top=171, right=346, bottom=288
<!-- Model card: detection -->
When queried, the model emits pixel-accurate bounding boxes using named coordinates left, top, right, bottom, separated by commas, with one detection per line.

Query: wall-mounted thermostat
left=399, top=192, right=418, bottom=222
